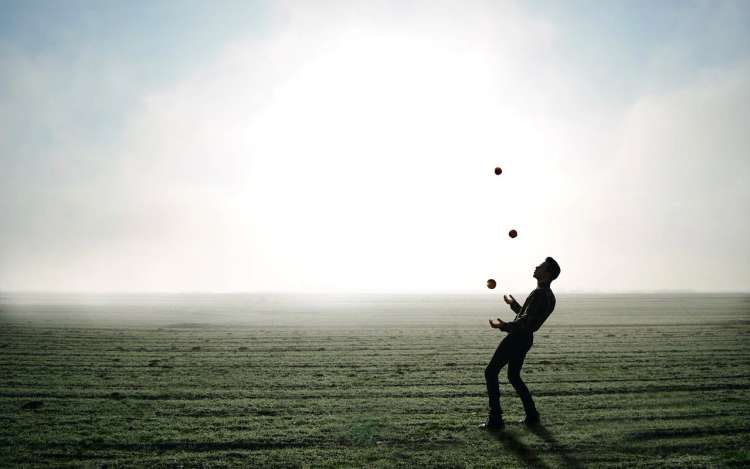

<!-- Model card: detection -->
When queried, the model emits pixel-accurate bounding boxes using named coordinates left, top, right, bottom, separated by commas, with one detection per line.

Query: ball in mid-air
left=494, top=167, right=502, bottom=175
left=487, top=279, right=497, bottom=289
left=508, top=229, right=518, bottom=238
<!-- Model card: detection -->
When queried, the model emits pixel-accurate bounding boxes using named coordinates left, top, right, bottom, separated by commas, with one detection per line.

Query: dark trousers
left=484, top=332, right=537, bottom=418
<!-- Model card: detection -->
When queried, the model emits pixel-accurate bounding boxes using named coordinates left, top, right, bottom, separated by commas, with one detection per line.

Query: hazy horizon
left=2, top=289, right=748, bottom=297
left=2, top=1, right=749, bottom=294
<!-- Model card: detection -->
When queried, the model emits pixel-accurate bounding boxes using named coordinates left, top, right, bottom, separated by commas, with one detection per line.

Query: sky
left=1, top=0, right=749, bottom=294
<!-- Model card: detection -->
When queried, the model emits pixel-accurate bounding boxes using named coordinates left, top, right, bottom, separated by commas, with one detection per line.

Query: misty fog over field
left=1, top=293, right=748, bottom=328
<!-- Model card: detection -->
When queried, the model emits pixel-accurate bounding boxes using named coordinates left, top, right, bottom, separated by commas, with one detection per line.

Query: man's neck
left=537, top=280, right=551, bottom=289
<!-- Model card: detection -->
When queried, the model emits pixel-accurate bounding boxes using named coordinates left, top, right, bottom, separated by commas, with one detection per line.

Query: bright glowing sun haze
left=1, top=1, right=749, bottom=293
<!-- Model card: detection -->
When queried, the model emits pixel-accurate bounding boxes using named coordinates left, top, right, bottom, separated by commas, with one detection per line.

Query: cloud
left=569, top=61, right=750, bottom=290
left=1, top=1, right=748, bottom=292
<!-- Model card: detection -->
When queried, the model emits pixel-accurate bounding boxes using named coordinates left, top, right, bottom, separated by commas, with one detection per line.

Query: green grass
left=1, top=293, right=749, bottom=467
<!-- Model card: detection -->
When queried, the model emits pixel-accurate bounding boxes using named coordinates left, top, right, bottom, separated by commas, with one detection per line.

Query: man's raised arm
left=504, top=294, right=522, bottom=314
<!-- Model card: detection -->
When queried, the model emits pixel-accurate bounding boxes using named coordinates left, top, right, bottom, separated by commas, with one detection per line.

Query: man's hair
left=545, top=257, right=561, bottom=281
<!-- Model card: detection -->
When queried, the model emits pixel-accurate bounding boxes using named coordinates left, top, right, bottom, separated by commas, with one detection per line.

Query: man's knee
left=507, top=368, right=523, bottom=385
left=485, top=365, right=499, bottom=380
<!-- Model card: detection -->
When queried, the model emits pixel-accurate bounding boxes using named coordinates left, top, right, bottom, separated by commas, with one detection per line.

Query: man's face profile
left=533, top=261, right=549, bottom=282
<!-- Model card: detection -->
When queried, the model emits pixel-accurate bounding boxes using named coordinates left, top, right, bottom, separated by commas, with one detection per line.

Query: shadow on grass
left=490, top=429, right=552, bottom=469
left=528, top=423, right=586, bottom=469
left=489, top=423, right=586, bottom=469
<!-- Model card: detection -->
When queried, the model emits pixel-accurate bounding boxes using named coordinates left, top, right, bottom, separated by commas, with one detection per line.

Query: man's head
left=533, top=257, right=561, bottom=284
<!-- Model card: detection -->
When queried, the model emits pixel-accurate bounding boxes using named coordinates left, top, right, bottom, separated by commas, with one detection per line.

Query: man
left=481, top=257, right=560, bottom=430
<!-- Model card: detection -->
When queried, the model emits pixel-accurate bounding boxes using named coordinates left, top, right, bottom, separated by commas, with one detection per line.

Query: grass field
left=1, top=293, right=749, bottom=468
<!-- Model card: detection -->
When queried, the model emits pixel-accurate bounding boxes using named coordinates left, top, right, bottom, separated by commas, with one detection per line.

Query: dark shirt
left=501, top=287, right=556, bottom=335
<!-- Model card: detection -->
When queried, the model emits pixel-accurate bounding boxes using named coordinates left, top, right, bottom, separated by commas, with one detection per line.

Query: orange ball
left=487, top=279, right=497, bottom=289
left=508, top=229, right=517, bottom=238
left=494, top=167, right=502, bottom=175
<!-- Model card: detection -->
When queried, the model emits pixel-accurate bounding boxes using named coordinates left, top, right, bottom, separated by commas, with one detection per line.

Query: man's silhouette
left=481, top=257, right=560, bottom=430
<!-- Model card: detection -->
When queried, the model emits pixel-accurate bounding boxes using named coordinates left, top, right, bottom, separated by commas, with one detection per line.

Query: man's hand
left=503, top=294, right=516, bottom=306
left=489, top=318, right=506, bottom=329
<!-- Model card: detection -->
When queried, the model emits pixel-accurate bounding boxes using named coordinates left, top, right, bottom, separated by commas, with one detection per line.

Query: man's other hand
left=503, top=295, right=516, bottom=306
left=489, top=318, right=506, bottom=329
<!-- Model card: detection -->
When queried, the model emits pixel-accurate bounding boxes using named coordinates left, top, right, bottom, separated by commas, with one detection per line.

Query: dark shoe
left=519, top=412, right=540, bottom=425
left=480, top=416, right=505, bottom=431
